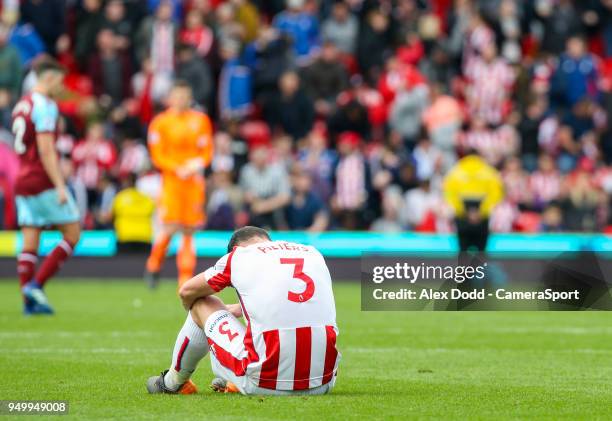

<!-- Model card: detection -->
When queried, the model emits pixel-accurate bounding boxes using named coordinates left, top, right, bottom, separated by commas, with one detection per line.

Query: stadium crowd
left=1, top=0, right=612, bottom=238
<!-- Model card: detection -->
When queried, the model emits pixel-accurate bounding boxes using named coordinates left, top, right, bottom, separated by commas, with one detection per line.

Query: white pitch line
left=0, top=331, right=155, bottom=338
left=490, top=327, right=612, bottom=335
left=345, top=347, right=612, bottom=354
left=0, top=347, right=168, bottom=354
left=2, top=327, right=609, bottom=338
left=1, top=346, right=610, bottom=356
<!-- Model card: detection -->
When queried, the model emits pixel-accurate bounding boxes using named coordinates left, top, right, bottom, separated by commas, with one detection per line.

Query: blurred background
left=1, top=0, right=612, bottom=247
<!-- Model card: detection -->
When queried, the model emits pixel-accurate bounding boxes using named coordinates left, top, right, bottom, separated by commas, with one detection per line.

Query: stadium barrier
left=1, top=231, right=612, bottom=257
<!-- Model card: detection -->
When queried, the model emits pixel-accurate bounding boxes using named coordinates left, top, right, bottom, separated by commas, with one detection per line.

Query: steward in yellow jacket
left=443, top=153, right=504, bottom=250
left=443, top=154, right=504, bottom=218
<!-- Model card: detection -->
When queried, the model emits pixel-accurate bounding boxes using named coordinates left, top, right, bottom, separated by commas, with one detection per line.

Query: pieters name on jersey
left=256, top=242, right=312, bottom=253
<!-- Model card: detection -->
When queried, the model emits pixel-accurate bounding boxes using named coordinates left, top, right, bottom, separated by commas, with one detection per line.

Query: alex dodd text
left=372, top=288, right=580, bottom=302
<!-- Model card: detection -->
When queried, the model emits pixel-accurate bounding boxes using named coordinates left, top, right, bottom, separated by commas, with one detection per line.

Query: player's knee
left=191, top=295, right=224, bottom=311
left=190, top=296, right=226, bottom=326
left=163, top=224, right=180, bottom=236
left=182, top=226, right=196, bottom=236
left=63, top=223, right=81, bottom=245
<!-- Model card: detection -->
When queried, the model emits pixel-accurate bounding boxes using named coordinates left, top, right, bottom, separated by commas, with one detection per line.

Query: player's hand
left=243, top=192, right=255, bottom=203
left=251, top=201, right=264, bottom=214
left=185, top=158, right=204, bottom=173
left=56, top=186, right=68, bottom=205
left=176, top=166, right=198, bottom=179
left=176, top=167, right=192, bottom=179
left=466, top=208, right=482, bottom=224
left=176, top=158, right=204, bottom=179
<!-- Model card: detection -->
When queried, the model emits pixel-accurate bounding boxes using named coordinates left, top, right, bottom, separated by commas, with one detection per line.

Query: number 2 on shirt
left=281, top=258, right=315, bottom=303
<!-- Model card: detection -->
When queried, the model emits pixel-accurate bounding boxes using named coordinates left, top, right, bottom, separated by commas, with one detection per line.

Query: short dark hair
left=171, top=79, right=192, bottom=91
left=227, top=226, right=271, bottom=253
left=34, top=58, right=66, bottom=77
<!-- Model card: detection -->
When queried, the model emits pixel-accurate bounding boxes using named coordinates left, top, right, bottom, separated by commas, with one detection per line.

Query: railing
left=2, top=231, right=612, bottom=257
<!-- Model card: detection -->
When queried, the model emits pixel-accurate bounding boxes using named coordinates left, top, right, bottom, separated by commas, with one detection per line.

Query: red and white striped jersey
left=459, top=125, right=518, bottom=167
left=464, top=57, right=515, bottom=125
left=529, top=171, right=562, bottom=205
left=335, top=153, right=366, bottom=210
left=489, top=200, right=519, bottom=233
left=204, top=241, right=340, bottom=391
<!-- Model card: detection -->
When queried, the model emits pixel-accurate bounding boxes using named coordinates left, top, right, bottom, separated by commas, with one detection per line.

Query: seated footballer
left=147, top=226, right=340, bottom=395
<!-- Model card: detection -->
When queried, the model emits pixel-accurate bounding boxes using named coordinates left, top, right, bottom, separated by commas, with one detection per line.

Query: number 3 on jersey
left=281, top=258, right=315, bottom=303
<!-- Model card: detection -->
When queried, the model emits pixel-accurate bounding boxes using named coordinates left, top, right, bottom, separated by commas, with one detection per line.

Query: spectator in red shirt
left=459, top=117, right=519, bottom=167
left=464, top=43, right=515, bottom=125
left=72, top=122, right=117, bottom=208
left=116, top=138, right=150, bottom=179
left=502, top=156, right=531, bottom=207
left=180, top=9, right=214, bottom=58
left=529, top=154, right=563, bottom=210
left=377, top=56, right=426, bottom=106
left=332, top=132, right=369, bottom=229
left=396, top=32, right=424, bottom=67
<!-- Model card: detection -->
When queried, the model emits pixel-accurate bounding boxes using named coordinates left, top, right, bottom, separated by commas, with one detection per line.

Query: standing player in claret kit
left=146, top=226, right=341, bottom=395
left=12, top=59, right=81, bottom=315
left=144, top=80, right=214, bottom=288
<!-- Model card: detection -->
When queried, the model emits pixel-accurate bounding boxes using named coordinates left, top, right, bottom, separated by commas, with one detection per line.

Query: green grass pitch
left=0, top=279, right=611, bottom=420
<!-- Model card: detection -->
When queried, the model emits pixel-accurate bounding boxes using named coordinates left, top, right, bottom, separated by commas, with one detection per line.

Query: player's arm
left=179, top=273, right=243, bottom=316
left=198, top=115, right=214, bottom=167
left=33, top=97, right=67, bottom=203
left=178, top=272, right=217, bottom=310
left=180, top=115, right=214, bottom=177
left=37, top=133, right=67, bottom=203
left=147, top=119, right=183, bottom=174
left=36, top=133, right=67, bottom=205
left=308, top=209, right=329, bottom=232
left=252, top=192, right=291, bottom=214
left=178, top=250, right=235, bottom=310
left=149, top=142, right=182, bottom=173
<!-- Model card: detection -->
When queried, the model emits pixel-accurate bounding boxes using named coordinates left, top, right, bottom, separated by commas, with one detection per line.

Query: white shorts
left=204, top=310, right=336, bottom=396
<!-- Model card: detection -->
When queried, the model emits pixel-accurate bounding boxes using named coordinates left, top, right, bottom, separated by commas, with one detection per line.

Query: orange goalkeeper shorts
left=158, top=175, right=206, bottom=227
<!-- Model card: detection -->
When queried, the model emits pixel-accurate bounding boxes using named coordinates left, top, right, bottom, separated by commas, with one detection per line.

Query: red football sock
left=17, top=251, right=38, bottom=288
left=34, top=239, right=75, bottom=287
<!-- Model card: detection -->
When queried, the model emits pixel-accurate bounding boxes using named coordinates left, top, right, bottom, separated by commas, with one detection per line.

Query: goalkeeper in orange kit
left=145, top=80, right=213, bottom=288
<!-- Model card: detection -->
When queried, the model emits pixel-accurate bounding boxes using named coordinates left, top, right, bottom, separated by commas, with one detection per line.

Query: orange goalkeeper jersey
left=148, top=109, right=214, bottom=226
left=147, top=109, right=214, bottom=178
